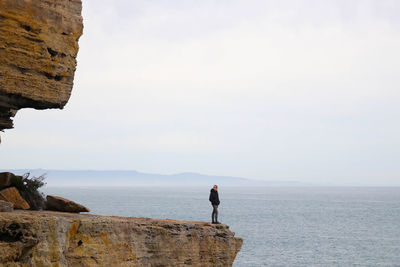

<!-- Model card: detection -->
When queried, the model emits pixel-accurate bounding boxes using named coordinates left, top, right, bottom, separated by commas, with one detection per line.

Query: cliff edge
left=0, top=211, right=243, bottom=266
left=0, top=2, right=243, bottom=265
left=0, top=0, right=83, bottom=133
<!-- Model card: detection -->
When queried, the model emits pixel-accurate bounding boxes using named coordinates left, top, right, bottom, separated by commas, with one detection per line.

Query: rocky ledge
left=0, top=211, right=243, bottom=266
left=0, top=0, right=83, bottom=132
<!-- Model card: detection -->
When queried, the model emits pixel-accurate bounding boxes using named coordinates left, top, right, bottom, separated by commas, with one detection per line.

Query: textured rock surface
left=0, top=200, right=13, bottom=212
left=0, top=211, right=243, bottom=266
left=0, top=172, right=14, bottom=188
left=0, top=187, right=30, bottom=210
left=46, top=195, right=90, bottom=213
left=0, top=0, right=83, bottom=132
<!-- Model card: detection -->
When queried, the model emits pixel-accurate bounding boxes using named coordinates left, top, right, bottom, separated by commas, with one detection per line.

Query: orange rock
left=0, top=187, right=30, bottom=210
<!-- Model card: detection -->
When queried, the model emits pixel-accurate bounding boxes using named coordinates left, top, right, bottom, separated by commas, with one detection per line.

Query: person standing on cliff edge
left=209, top=185, right=220, bottom=224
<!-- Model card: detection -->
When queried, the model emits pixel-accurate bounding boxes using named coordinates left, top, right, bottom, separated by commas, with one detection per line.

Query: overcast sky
left=1, top=0, right=399, bottom=185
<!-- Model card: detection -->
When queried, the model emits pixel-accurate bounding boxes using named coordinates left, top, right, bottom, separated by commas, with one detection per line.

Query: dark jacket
left=209, top=189, right=220, bottom=205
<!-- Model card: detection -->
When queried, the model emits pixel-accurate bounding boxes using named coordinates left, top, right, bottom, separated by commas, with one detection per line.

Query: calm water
left=42, top=186, right=400, bottom=266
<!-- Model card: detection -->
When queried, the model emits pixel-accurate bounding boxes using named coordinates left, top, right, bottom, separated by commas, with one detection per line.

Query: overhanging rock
left=0, top=0, right=83, bottom=137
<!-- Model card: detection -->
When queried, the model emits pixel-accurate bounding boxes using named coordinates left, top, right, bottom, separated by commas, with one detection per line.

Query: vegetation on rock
left=11, top=173, right=46, bottom=210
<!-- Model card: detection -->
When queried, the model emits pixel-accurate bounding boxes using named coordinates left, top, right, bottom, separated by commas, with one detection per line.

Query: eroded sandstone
left=0, top=0, right=83, bottom=133
left=0, top=187, right=30, bottom=210
left=0, top=211, right=243, bottom=266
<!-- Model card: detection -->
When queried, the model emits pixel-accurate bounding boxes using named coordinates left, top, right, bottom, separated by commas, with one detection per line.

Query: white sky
left=1, top=0, right=400, bottom=185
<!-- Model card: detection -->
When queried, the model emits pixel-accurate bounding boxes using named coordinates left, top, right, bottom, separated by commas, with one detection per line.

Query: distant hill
left=1, top=169, right=303, bottom=187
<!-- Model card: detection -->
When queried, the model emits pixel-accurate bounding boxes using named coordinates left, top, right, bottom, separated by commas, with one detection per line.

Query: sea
left=42, top=186, right=400, bottom=267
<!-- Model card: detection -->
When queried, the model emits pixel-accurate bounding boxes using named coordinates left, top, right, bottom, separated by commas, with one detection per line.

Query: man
left=209, top=185, right=220, bottom=224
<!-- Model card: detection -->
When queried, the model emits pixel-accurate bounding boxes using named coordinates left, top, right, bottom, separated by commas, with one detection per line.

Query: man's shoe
left=215, top=221, right=221, bottom=224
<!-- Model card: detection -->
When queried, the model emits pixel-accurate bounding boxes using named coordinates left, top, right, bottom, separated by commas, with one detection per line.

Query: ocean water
left=42, top=186, right=400, bottom=266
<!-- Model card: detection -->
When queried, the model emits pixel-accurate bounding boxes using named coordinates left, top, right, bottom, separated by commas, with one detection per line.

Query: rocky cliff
left=0, top=2, right=243, bottom=266
left=0, top=0, right=83, bottom=133
left=0, top=211, right=243, bottom=266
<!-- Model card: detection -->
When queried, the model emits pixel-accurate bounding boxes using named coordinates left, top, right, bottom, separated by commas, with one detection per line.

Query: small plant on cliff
left=12, top=172, right=46, bottom=193
left=11, top=173, right=46, bottom=210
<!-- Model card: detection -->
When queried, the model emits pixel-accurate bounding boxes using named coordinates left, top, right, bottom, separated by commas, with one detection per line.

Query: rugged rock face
left=0, top=211, right=243, bottom=266
left=0, top=0, right=83, bottom=132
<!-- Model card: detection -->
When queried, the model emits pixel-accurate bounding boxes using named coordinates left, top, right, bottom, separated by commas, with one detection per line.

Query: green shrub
left=11, top=173, right=46, bottom=210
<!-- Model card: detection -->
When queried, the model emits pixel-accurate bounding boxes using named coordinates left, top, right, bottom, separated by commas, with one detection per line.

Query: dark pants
left=212, top=204, right=218, bottom=222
